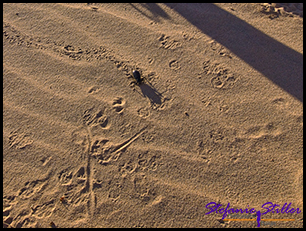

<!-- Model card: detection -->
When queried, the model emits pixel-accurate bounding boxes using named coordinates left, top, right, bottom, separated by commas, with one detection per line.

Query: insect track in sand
left=85, top=126, right=95, bottom=217
left=3, top=22, right=155, bottom=88
left=73, top=107, right=148, bottom=218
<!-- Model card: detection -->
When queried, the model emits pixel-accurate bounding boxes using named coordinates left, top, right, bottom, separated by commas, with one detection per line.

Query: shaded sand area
left=3, top=3, right=303, bottom=228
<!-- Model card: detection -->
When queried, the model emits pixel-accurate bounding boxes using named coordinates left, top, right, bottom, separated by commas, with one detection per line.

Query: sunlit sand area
left=3, top=3, right=303, bottom=228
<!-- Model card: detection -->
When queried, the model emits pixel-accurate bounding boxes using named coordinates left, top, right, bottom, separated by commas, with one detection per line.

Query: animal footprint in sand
left=169, top=60, right=181, bottom=70
left=107, top=178, right=123, bottom=201
left=58, top=168, right=73, bottom=185
left=201, top=59, right=238, bottom=89
left=3, top=209, right=14, bottom=228
left=271, top=97, right=290, bottom=110
left=90, top=129, right=146, bottom=165
left=244, top=122, right=282, bottom=140
left=182, top=31, right=196, bottom=41
left=132, top=173, right=155, bottom=202
left=119, top=160, right=138, bottom=177
left=3, top=195, right=37, bottom=228
left=158, top=34, right=182, bottom=50
left=82, top=107, right=110, bottom=129
left=137, top=107, right=150, bottom=118
left=18, top=179, right=48, bottom=200
left=112, top=97, right=125, bottom=114
left=90, top=138, right=115, bottom=165
left=57, top=166, right=96, bottom=219
left=88, top=86, right=100, bottom=94
left=8, top=130, right=33, bottom=149
left=211, top=75, right=236, bottom=89
left=31, top=199, right=56, bottom=219
left=197, top=139, right=214, bottom=163
left=3, top=195, right=18, bottom=228
left=137, top=151, right=160, bottom=172
left=208, top=40, right=232, bottom=58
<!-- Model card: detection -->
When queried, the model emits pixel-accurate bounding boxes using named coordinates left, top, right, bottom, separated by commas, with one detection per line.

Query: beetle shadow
left=136, top=81, right=163, bottom=106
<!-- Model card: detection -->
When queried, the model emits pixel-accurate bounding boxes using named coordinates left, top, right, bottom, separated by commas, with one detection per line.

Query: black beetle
left=132, top=70, right=142, bottom=84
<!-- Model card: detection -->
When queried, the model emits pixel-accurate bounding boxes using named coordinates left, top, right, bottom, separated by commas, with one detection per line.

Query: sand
left=3, top=3, right=303, bottom=228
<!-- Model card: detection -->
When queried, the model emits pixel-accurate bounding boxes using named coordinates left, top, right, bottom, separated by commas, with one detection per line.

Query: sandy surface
left=3, top=3, right=303, bottom=228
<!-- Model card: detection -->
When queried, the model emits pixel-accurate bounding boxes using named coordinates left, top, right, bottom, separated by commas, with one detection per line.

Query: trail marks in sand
left=201, top=59, right=238, bottom=90
left=3, top=22, right=156, bottom=88
left=8, top=129, right=33, bottom=150
left=112, top=97, right=126, bottom=114
left=158, top=34, right=182, bottom=50
left=3, top=171, right=54, bottom=228
left=69, top=103, right=148, bottom=219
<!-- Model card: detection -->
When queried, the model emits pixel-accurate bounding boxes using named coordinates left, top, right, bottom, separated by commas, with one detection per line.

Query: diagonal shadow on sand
left=129, top=3, right=170, bottom=23
left=139, top=83, right=163, bottom=105
left=165, top=3, right=303, bottom=102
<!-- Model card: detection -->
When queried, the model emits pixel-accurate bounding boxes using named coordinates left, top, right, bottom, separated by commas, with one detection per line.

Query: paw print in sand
left=112, top=97, right=125, bottom=114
